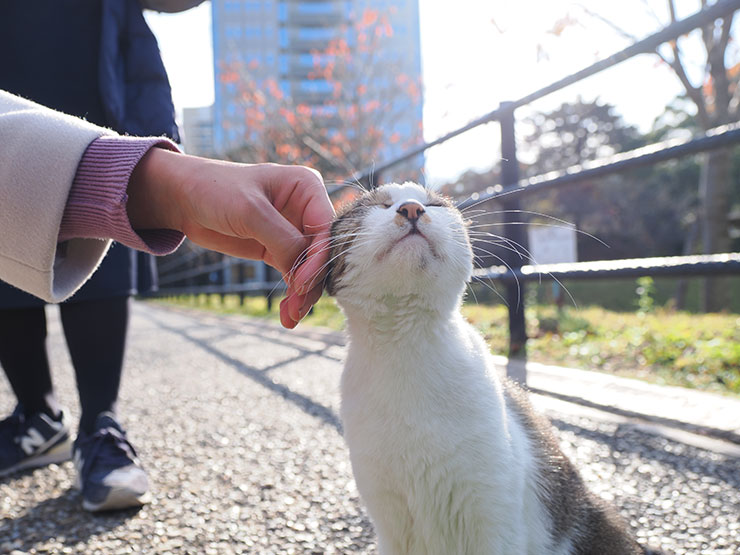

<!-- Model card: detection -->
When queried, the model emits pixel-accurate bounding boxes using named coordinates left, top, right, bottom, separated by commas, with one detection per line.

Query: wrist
left=127, top=147, right=186, bottom=231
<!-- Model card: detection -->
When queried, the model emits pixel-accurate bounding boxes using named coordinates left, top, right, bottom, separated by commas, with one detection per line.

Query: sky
left=144, top=1, right=733, bottom=184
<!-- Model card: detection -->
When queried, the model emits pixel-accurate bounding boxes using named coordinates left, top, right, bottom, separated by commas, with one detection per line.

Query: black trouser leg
left=0, top=306, right=59, bottom=418
left=60, top=297, right=129, bottom=435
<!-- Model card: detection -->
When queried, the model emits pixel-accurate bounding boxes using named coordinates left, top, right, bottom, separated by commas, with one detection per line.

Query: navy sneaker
left=73, top=412, right=150, bottom=512
left=0, top=405, right=72, bottom=477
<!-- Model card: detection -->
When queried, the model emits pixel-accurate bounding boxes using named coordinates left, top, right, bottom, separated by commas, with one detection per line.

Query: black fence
left=155, top=0, right=740, bottom=378
left=336, top=0, right=740, bottom=365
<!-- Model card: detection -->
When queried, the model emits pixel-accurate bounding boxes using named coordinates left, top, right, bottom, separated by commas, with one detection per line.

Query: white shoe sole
left=0, top=438, right=72, bottom=478
left=82, top=487, right=151, bottom=512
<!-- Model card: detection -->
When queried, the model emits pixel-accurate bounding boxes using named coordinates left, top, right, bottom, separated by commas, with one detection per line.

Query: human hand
left=127, top=148, right=334, bottom=328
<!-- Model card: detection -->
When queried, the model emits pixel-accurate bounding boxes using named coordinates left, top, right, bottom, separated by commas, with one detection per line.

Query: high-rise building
left=181, top=105, right=215, bottom=156
left=210, top=0, right=423, bottom=179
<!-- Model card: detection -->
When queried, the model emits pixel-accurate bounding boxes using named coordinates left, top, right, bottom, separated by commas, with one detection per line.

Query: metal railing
left=154, top=0, right=740, bottom=377
left=335, top=0, right=740, bottom=367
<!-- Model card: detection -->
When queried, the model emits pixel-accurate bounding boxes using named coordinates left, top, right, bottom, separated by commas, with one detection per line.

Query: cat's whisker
left=469, top=237, right=577, bottom=309
left=468, top=234, right=529, bottom=261
left=469, top=222, right=610, bottom=248
left=456, top=186, right=525, bottom=213
left=305, top=237, right=380, bottom=288
left=468, top=245, right=522, bottom=308
left=285, top=232, right=376, bottom=283
left=466, top=280, right=480, bottom=306
left=469, top=275, right=509, bottom=307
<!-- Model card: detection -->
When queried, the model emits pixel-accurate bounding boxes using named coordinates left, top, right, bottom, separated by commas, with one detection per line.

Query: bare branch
left=719, top=11, right=733, bottom=54
left=667, top=0, right=677, bottom=23
left=668, top=40, right=711, bottom=128
left=576, top=4, right=639, bottom=42
left=639, top=0, right=667, bottom=27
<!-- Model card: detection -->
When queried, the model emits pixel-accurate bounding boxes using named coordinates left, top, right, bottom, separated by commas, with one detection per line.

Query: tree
left=567, top=0, right=740, bottom=311
left=218, top=8, right=424, bottom=186
left=520, top=98, right=698, bottom=263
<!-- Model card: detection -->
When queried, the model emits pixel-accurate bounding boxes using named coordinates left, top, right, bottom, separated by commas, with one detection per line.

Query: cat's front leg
left=358, top=486, right=417, bottom=555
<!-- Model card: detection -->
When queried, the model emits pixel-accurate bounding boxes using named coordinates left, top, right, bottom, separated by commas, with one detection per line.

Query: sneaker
left=0, top=405, right=72, bottom=478
left=73, top=412, right=150, bottom=512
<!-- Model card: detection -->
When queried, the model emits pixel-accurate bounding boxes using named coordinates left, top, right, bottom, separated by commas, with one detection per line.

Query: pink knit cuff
left=60, top=135, right=185, bottom=255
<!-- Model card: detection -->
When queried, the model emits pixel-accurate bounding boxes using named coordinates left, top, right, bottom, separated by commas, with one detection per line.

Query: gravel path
left=1, top=301, right=738, bottom=554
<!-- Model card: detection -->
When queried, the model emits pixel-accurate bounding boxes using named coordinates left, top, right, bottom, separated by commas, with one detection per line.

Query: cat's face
left=326, top=182, right=473, bottom=309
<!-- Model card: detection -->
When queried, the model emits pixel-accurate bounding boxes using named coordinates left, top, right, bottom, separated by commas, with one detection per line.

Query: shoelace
left=77, top=426, right=138, bottom=481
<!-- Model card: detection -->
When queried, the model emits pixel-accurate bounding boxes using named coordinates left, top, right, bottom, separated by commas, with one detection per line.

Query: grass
left=153, top=293, right=740, bottom=396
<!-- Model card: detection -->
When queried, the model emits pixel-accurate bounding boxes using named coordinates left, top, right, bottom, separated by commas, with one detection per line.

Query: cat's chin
left=378, top=231, right=435, bottom=266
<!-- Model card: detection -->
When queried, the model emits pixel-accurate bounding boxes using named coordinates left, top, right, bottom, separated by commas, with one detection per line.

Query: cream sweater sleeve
left=0, top=90, right=112, bottom=303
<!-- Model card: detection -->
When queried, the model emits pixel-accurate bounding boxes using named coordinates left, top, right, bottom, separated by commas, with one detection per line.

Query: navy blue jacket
left=100, top=0, right=180, bottom=141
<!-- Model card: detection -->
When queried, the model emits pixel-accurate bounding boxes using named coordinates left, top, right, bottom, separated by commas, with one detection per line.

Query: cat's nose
left=397, top=200, right=425, bottom=222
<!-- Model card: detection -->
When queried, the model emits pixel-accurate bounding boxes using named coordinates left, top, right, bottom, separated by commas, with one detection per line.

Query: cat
left=325, top=182, right=645, bottom=555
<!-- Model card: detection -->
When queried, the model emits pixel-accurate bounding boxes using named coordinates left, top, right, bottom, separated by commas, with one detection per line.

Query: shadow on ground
left=0, top=486, right=142, bottom=550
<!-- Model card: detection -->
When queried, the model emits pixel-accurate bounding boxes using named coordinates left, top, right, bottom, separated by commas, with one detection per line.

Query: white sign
left=527, top=225, right=578, bottom=265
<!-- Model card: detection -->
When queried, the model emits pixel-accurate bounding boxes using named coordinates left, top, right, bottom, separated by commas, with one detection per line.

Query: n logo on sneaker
left=19, top=415, right=64, bottom=456
left=20, top=427, right=47, bottom=455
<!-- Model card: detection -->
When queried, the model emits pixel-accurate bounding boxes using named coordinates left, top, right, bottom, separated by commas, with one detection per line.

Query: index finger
left=291, top=193, right=334, bottom=294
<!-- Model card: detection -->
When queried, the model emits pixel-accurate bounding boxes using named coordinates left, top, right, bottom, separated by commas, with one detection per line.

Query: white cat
left=326, top=182, right=644, bottom=555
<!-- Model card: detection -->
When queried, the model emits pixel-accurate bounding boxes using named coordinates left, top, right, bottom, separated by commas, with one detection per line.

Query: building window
left=299, top=53, right=332, bottom=67
left=299, top=79, right=332, bottom=93
left=297, top=2, right=338, bottom=15
left=297, top=27, right=337, bottom=41
left=225, top=26, right=242, bottom=39
left=243, top=26, right=261, bottom=39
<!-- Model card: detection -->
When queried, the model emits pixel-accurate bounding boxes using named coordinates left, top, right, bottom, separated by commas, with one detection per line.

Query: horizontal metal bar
left=474, top=253, right=740, bottom=282
left=457, top=122, right=740, bottom=209
left=157, top=247, right=209, bottom=274
left=334, top=0, right=740, bottom=189
left=158, top=260, right=235, bottom=285
left=146, top=281, right=286, bottom=297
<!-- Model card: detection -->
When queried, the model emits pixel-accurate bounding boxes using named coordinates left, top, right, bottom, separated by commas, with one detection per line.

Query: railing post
left=221, top=255, right=232, bottom=303
left=499, top=102, right=528, bottom=383
left=238, top=262, right=246, bottom=306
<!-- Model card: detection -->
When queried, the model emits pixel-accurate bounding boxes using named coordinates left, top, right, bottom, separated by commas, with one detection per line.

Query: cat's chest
left=340, top=328, right=504, bottom=450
